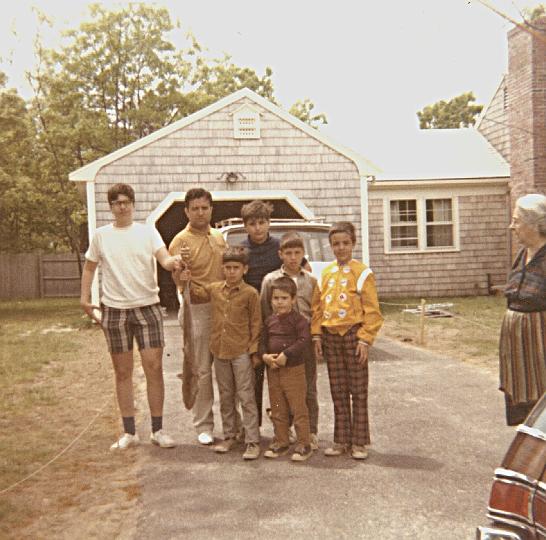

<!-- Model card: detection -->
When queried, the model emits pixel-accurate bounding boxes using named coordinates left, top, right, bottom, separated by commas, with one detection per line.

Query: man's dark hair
left=185, top=188, right=213, bottom=208
left=241, top=200, right=273, bottom=224
left=279, top=232, right=304, bottom=251
left=328, top=221, right=357, bottom=244
left=107, top=183, right=135, bottom=205
left=270, top=276, right=297, bottom=298
left=222, top=246, right=249, bottom=266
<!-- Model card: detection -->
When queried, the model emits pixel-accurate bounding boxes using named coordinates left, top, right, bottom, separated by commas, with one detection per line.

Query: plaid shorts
left=101, top=303, right=164, bottom=354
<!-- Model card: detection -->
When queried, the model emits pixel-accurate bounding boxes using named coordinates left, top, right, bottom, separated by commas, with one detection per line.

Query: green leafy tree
left=5, top=4, right=325, bottom=255
left=289, top=98, right=328, bottom=128
left=523, top=3, right=545, bottom=21
left=417, top=92, right=483, bottom=129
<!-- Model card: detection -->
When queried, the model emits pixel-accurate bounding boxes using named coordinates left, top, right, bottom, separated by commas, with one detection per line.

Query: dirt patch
left=2, top=325, right=145, bottom=540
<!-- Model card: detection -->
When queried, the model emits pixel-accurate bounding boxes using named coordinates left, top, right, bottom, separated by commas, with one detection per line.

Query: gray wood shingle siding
left=93, top=97, right=362, bottom=256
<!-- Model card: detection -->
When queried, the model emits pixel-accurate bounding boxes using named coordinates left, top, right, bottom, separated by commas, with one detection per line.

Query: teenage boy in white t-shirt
left=80, top=183, right=182, bottom=451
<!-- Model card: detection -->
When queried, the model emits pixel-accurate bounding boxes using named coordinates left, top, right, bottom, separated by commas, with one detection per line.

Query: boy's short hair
left=241, top=200, right=273, bottom=224
left=270, top=276, right=297, bottom=298
left=222, top=246, right=249, bottom=266
left=279, top=232, right=304, bottom=251
left=328, top=221, right=357, bottom=244
left=108, top=183, right=135, bottom=205
left=185, top=188, right=212, bottom=208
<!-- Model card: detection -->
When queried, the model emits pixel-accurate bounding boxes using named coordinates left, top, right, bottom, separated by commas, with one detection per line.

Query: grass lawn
left=379, top=295, right=506, bottom=370
left=0, top=298, right=140, bottom=539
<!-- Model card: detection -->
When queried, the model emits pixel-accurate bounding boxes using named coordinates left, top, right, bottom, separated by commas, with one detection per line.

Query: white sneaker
left=110, top=433, right=140, bottom=451
left=310, top=433, right=319, bottom=451
left=197, top=432, right=214, bottom=445
left=150, top=430, right=176, bottom=448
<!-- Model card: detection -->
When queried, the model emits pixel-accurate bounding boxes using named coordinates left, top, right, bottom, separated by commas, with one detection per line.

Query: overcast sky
left=0, top=0, right=526, bottom=158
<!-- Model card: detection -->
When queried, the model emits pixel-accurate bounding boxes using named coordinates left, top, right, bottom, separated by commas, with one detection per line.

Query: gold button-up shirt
left=169, top=224, right=226, bottom=304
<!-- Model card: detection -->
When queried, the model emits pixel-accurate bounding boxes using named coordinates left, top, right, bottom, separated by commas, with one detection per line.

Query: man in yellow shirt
left=169, top=188, right=226, bottom=445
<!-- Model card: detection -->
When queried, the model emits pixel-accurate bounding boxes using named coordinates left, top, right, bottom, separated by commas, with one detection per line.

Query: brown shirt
left=168, top=224, right=226, bottom=304
left=201, top=280, right=262, bottom=359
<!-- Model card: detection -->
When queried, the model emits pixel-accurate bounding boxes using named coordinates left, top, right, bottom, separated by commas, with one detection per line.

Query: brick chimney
left=507, top=17, right=546, bottom=202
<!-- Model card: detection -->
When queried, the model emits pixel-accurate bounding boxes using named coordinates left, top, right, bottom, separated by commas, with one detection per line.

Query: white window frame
left=383, top=196, right=460, bottom=254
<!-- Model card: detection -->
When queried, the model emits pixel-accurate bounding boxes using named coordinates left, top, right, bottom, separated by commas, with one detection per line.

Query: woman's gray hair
left=516, top=193, right=546, bottom=236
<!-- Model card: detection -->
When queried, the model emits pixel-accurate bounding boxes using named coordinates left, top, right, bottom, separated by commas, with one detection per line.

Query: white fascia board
left=146, top=189, right=316, bottom=226
left=369, top=176, right=509, bottom=190
left=69, top=87, right=380, bottom=182
left=475, top=74, right=507, bottom=129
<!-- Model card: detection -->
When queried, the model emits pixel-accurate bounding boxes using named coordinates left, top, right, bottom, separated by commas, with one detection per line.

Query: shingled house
left=70, top=17, right=546, bottom=301
left=69, top=88, right=379, bottom=306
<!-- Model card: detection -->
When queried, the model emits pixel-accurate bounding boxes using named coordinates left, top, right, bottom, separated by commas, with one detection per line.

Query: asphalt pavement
left=132, top=321, right=514, bottom=539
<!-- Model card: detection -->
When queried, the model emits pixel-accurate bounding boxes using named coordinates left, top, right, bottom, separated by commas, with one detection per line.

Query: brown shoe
left=214, top=438, right=238, bottom=453
left=242, top=443, right=260, bottom=460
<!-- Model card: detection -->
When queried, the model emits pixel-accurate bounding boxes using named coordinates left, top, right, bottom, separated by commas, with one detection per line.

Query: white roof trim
left=69, top=88, right=380, bottom=182
left=146, top=189, right=316, bottom=226
left=368, top=176, right=509, bottom=190
left=475, top=74, right=507, bottom=130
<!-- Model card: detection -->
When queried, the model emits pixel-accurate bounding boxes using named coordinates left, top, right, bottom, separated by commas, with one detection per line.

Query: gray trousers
left=179, top=302, right=214, bottom=434
left=214, top=354, right=260, bottom=444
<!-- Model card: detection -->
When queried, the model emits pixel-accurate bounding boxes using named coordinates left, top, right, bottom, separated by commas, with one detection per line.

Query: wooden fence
left=0, top=253, right=83, bottom=300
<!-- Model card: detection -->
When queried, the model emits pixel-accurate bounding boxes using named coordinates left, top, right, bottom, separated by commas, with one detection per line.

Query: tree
left=289, top=98, right=328, bottom=128
left=417, top=92, right=483, bottom=129
left=523, top=3, right=545, bottom=21
left=14, top=4, right=326, bottom=256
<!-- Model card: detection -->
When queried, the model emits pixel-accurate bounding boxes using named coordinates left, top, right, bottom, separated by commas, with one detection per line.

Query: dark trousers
left=323, top=326, right=370, bottom=446
left=254, top=363, right=265, bottom=426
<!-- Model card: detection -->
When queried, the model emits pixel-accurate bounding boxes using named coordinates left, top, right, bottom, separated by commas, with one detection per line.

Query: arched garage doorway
left=147, top=190, right=316, bottom=311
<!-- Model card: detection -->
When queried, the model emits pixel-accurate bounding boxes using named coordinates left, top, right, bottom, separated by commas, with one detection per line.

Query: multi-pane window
left=426, top=199, right=453, bottom=247
left=390, top=200, right=418, bottom=249
left=388, top=197, right=456, bottom=252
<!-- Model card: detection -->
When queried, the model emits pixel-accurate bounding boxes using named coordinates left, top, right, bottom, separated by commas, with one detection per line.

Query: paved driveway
left=134, top=323, right=514, bottom=539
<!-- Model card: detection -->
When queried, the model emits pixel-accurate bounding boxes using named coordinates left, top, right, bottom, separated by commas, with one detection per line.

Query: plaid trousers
left=322, top=326, right=370, bottom=446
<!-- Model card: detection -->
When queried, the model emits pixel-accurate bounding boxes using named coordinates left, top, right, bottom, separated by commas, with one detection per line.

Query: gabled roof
left=69, top=87, right=380, bottom=182
left=372, top=128, right=509, bottom=181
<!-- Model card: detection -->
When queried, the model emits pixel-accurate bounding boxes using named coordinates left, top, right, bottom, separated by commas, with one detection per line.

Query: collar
left=186, top=223, right=211, bottom=236
left=280, top=265, right=304, bottom=277
left=246, top=233, right=272, bottom=248
left=222, top=280, right=243, bottom=292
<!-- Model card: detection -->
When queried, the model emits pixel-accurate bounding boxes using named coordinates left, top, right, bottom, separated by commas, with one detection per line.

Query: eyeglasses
left=111, top=199, right=133, bottom=208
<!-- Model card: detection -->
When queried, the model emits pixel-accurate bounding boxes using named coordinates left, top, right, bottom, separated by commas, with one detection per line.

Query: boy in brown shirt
left=185, top=246, right=262, bottom=460
left=261, top=276, right=312, bottom=462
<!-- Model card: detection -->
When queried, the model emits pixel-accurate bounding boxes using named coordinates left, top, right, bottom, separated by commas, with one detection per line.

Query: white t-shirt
left=86, top=222, right=165, bottom=309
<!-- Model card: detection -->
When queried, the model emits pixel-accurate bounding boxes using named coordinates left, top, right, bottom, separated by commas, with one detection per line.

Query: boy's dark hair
left=222, top=246, right=249, bottom=265
left=329, top=221, right=357, bottom=244
left=241, top=200, right=273, bottom=224
left=270, top=276, right=297, bottom=298
left=185, top=188, right=213, bottom=208
left=108, top=183, right=135, bottom=205
left=279, top=232, right=304, bottom=251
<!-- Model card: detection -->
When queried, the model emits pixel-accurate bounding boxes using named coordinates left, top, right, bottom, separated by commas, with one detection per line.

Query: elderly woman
left=500, top=193, right=546, bottom=425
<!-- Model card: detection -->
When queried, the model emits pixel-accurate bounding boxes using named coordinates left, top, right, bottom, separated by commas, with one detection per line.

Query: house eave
left=69, top=87, right=380, bottom=182
left=368, top=176, right=510, bottom=190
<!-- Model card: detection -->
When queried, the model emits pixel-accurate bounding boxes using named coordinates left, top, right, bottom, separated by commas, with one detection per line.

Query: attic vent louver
left=233, top=105, right=261, bottom=139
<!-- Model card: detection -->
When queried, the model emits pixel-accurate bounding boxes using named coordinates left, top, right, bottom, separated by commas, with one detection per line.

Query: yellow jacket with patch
left=311, top=259, right=383, bottom=344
